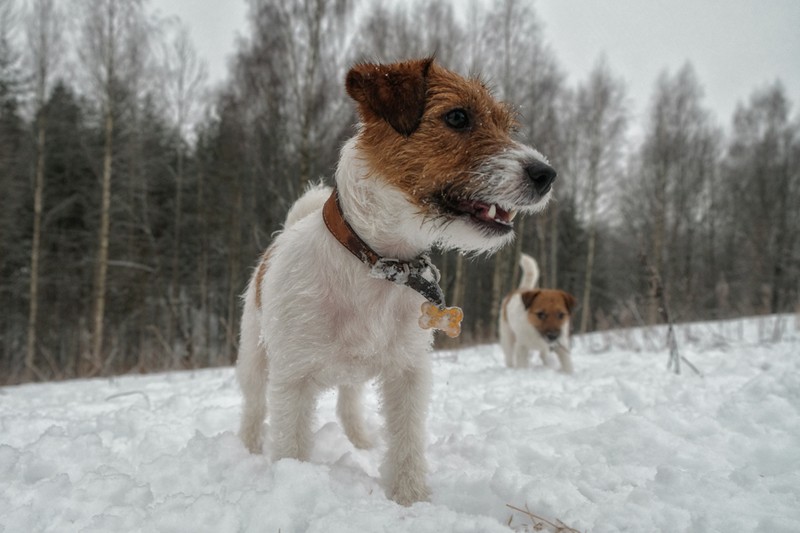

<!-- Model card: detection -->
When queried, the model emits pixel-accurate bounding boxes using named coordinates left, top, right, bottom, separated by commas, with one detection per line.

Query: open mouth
left=452, top=198, right=518, bottom=234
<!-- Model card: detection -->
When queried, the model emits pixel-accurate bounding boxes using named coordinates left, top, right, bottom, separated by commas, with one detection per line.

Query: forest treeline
left=1, top=0, right=798, bottom=383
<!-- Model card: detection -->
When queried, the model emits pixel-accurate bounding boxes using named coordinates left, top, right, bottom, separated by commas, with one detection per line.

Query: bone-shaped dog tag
left=418, top=302, right=463, bottom=338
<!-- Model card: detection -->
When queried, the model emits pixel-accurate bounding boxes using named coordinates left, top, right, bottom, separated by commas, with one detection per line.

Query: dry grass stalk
left=506, top=503, right=582, bottom=533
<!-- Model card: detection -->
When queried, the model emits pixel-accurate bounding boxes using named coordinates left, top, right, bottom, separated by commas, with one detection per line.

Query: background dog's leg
left=269, top=377, right=317, bottom=462
left=498, top=317, right=516, bottom=368
left=503, top=348, right=514, bottom=368
left=554, top=345, right=574, bottom=374
left=236, top=304, right=268, bottom=454
left=337, top=383, right=375, bottom=450
left=539, top=347, right=549, bottom=367
left=380, top=365, right=432, bottom=506
left=513, top=343, right=529, bottom=368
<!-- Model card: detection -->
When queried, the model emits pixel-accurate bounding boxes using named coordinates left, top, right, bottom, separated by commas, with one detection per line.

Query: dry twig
left=639, top=253, right=701, bottom=377
left=506, top=503, right=582, bottom=533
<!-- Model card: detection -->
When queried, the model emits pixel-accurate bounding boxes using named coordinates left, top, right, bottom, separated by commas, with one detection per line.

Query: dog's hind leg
left=337, top=383, right=375, bottom=450
left=380, top=364, right=432, bottom=506
left=237, top=297, right=268, bottom=454
left=499, top=320, right=515, bottom=368
left=269, top=376, right=318, bottom=462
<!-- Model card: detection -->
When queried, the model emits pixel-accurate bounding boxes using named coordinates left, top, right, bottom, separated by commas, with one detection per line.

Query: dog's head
left=345, top=58, right=555, bottom=253
left=520, top=289, right=576, bottom=343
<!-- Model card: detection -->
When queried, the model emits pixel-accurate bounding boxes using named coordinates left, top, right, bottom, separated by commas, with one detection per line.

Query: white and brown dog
left=235, top=58, right=556, bottom=505
left=500, top=253, right=576, bottom=373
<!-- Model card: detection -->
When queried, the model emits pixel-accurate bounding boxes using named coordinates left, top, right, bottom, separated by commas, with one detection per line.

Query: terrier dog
left=499, top=253, right=576, bottom=373
left=235, top=58, right=556, bottom=505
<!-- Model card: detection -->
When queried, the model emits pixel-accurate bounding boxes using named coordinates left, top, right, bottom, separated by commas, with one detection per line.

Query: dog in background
left=235, top=58, right=556, bottom=506
left=499, top=253, right=576, bottom=373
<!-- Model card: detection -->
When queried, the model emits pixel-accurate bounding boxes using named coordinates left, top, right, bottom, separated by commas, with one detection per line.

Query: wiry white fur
left=237, top=132, right=551, bottom=506
left=499, top=254, right=573, bottom=373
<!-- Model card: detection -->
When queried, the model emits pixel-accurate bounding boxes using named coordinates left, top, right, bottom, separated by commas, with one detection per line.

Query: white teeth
left=487, top=204, right=497, bottom=219
left=508, top=209, right=517, bottom=221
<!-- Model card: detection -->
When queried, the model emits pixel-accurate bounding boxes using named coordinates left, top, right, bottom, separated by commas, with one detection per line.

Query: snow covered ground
left=1, top=315, right=798, bottom=532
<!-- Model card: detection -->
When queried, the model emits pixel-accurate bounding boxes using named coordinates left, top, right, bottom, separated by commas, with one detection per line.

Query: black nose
left=546, top=331, right=560, bottom=342
left=525, top=161, right=557, bottom=196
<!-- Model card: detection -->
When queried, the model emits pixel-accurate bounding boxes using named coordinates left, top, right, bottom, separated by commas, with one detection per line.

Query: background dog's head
left=345, top=58, right=555, bottom=253
left=520, top=289, right=576, bottom=343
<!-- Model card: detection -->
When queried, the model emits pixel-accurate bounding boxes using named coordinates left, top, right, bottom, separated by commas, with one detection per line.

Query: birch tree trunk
left=25, top=120, right=45, bottom=380
left=91, top=103, right=113, bottom=373
left=579, top=222, right=597, bottom=334
left=87, top=0, right=117, bottom=374
left=25, top=0, right=60, bottom=380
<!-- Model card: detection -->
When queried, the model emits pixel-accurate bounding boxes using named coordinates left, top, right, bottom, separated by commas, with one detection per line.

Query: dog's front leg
left=268, top=377, right=318, bottom=462
left=380, top=364, right=432, bottom=506
left=538, top=346, right=550, bottom=367
left=554, top=345, right=574, bottom=374
left=513, top=342, right=529, bottom=368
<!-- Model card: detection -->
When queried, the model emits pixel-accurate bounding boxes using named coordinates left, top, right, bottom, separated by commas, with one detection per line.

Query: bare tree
left=0, top=0, right=25, bottom=379
left=24, top=0, right=62, bottom=380
left=723, top=83, right=799, bottom=313
left=630, top=64, right=717, bottom=323
left=569, top=58, right=627, bottom=333
left=264, top=0, right=353, bottom=190
left=76, top=0, right=147, bottom=374
left=161, top=22, right=207, bottom=366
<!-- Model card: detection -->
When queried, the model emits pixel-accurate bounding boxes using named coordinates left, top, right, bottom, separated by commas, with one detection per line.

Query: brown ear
left=345, top=58, right=433, bottom=136
left=561, top=291, right=577, bottom=313
left=521, top=290, right=540, bottom=309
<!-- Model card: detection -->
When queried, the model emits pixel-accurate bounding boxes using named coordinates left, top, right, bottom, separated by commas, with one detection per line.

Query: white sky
left=152, top=0, right=800, bottom=130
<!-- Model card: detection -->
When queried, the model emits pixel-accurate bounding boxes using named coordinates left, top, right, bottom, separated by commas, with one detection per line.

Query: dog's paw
left=346, top=429, right=376, bottom=450
left=418, top=302, right=463, bottom=338
left=240, top=433, right=264, bottom=454
left=391, top=482, right=431, bottom=507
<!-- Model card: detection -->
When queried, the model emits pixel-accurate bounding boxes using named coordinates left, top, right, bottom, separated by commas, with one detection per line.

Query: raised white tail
left=284, top=181, right=332, bottom=228
left=518, top=253, right=540, bottom=290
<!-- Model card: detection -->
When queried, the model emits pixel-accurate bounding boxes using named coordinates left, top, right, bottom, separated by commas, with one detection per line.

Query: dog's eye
left=444, top=109, right=470, bottom=130
left=557, top=312, right=565, bottom=320
left=536, top=312, right=547, bottom=320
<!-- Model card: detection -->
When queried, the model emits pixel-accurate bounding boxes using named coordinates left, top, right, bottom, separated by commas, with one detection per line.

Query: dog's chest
left=331, top=276, right=425, bottom=345
left=266, top=217, right=434, bottom=383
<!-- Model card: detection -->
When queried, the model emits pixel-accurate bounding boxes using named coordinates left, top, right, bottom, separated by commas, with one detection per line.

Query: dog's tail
left=284, top=181, right=332, bottom=228
left=518, top=253, right=540, bottom=290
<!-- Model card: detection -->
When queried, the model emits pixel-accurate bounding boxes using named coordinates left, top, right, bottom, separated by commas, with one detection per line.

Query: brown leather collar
left=322, top=188, right=446, bottom=308
left=322, top=187, right=380, bottom=266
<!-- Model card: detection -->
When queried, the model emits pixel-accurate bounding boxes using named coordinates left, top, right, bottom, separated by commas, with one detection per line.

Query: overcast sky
left=153, top=0, right=800, bottom=130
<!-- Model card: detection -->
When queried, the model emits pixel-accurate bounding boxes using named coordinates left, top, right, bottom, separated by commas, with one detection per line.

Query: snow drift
left=1, top=315, right=798, bottom=532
